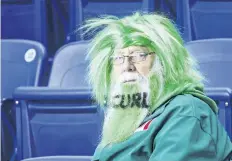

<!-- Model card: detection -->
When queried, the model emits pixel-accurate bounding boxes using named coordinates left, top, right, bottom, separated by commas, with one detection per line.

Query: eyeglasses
left=110, top=52, right=153, bottom=65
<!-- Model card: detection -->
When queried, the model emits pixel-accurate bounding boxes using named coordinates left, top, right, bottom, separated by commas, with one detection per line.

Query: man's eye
left=139, top=54, right=146, bottom=57
left=138, top=54, right=147, bottom=59
left=114, top=57, right=123, bottom=60
left=133, top=52, right=146, bottom=56
left=113, top=56, right=123, bottom=62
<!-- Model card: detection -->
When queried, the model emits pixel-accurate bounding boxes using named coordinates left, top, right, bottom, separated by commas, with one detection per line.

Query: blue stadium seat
left=68, top=0, right=155, bottom=41
left=20, top=156, right=92, bottom=161
left=185, top=38, right=232, bottom=139
left=48, top=41, right=90, bottom=87
left=13, top=41, right=104, bottom=160
left=1, top=39, right=46, bottom=161
left=2, top=0, right=36, bottom=41
left=155, top=0, right=177, bottom=20
left=1, top=0, right=49, bottom=51
left=205, top=88, right=232, bottom=140
left=176, top=0, right=232, bottom=41
left=185, top=38, right=232, bottom=88
left=1, top=39, right=47, bottom=99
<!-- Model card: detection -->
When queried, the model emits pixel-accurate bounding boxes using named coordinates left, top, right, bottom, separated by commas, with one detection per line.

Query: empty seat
left=176, top=0, right=232, bottom=41
left=68, top=0, right=155, bottom=41
left=13, top=41, right=104, bottom=160
left=185, top=38, right=232, bottom=139
left=2, top=1, right=36, bottom=41
left=48, top=41, right=90, bottom=87
left=1, top=1, right=50, bottom=51
left=1, top=39, right=47, bottom=99
left=1, top=39, right=46, bottom=161
left=185, top=38, right=232, bottom=88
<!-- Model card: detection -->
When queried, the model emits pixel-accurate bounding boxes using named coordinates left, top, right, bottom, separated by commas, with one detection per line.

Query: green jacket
left=92, top=94, right=232, bottom=161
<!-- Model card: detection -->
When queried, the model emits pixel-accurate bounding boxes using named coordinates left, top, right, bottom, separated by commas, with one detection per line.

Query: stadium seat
left=48, top=41, right=90, bottom=87
left=20, top=156, right=92, bottom=161
left=185, top=38, right=232, bottom=139
left=176, top=0, right=232, bottom=41
left=185, top=38, right=232, bottom=88
left=1, top=39, right=46, bottom=161
left=2, top=0, right=37, bottom=41
left=1, top=39, right=46, bottom=99
left=68, top=0, right=155, bottom=41
left=13, top=41, right=104, bottom=160
left=1, top=0, right=49, bottom=51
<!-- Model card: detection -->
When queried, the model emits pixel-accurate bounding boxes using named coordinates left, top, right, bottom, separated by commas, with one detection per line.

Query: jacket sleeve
left=149, top=115, right=217, bottom=161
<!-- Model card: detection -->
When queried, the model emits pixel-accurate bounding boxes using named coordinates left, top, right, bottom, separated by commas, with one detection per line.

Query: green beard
left=98, top=69, right=206, bottom=147
left=99, top=74, right=162, bottom=147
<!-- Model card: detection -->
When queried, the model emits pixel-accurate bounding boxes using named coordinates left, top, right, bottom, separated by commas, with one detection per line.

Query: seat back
left=68, top=0, right=155, bottom=41
left=185, top=38, right=232, bottom=88
left=21, top=156, right=92, bottom=161
left=48, top=41, right=90, bottom=88
left=2, top=1, right=49, bottom=50
left=176, top=0, right=232, bottom=41
left=185, top=39, right=232, bottom=138
left=83, top=0, right=154, bottom=18
left=1, top=39, right=46, bottom=99
left=15, top=89, right=104, bottom=159
left=205, top=88, right=232, bottom=140
left=2, top=1, right=36, bottom=41
left=14, top=41, right=104, bottom=159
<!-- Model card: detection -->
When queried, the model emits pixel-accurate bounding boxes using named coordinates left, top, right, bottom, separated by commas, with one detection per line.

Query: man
left=81, top=12, right=232, bottom=161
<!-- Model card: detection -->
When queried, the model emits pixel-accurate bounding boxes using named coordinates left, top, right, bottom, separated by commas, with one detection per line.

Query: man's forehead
left=115, top=46, right=149, bottom=55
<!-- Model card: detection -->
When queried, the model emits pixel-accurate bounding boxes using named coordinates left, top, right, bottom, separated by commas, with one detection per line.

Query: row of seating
left=1, top=40, right=97, bottom=161
left=1, top=38, right=232, bottom=161
left=3, top=0, right=232, bottom=48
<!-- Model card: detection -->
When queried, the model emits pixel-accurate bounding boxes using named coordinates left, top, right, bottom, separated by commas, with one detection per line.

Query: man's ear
left=104, top=96, right=108, bottom=107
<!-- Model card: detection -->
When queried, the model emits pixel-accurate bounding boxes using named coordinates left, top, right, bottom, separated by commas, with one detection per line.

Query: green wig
left=80, top=12, right=217, bottom=113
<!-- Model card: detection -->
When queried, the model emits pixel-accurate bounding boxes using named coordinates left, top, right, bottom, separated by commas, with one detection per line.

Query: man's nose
left=122, top=57, right=136, bottom=72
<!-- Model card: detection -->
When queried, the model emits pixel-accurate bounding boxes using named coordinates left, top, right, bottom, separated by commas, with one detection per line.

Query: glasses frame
left=110, top=52, right=154, bottom=65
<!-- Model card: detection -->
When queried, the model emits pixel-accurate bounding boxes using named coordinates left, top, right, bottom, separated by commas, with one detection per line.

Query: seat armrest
left=13, top=87, right=93, bottom=101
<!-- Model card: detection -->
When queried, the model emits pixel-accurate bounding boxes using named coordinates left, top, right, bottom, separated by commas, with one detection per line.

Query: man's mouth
left=119, top=73, right=139, bottom=84
left=123, top=79, right=137, bottom=83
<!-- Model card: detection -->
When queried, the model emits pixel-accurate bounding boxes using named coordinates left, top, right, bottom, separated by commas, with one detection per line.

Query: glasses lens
left=131, top=53, right=147, bottom=63
left=112, top=56, right=124, bottom=65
